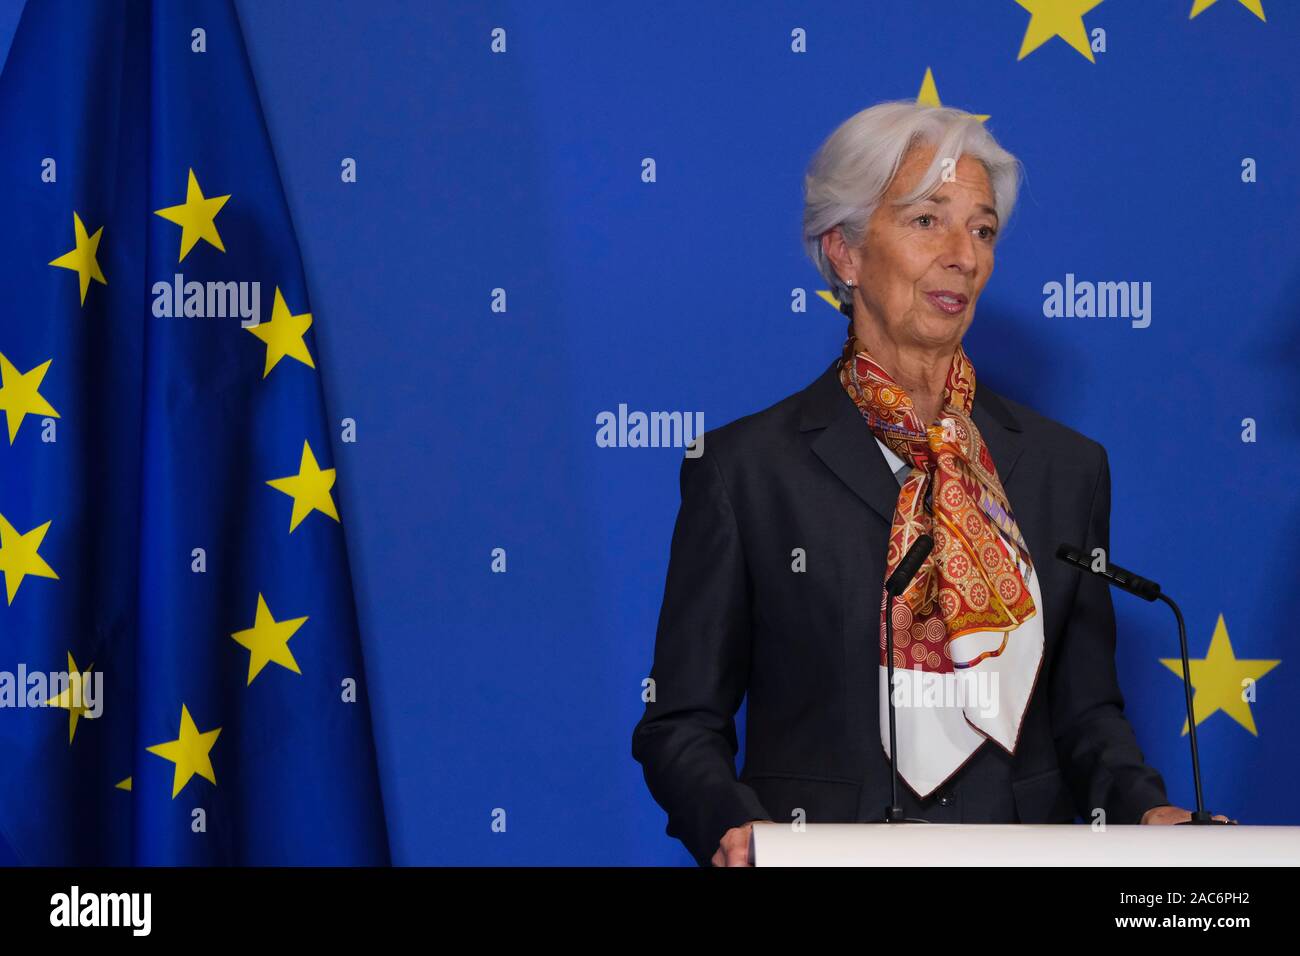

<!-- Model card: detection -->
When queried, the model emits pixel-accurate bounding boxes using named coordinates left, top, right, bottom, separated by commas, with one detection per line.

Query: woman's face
left=840, top=145, right=999, bottom=353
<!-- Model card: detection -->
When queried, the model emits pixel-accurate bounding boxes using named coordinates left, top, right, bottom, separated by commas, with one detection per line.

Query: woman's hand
left=711, top=820, right=771, bottom=866
left=1141, top=804, right=1236, bottom=824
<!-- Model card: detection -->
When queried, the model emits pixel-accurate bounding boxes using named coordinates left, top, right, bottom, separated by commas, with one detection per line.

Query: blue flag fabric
left=0, top=0, right=388, bottom=864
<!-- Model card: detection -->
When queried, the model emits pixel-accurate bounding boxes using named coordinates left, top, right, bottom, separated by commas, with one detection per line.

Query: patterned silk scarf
left=838, top=332, right=1044, bottom=798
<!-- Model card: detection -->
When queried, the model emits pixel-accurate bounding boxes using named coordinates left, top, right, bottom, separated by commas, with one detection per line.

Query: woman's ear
left=822, top=227, right=858, bottom=286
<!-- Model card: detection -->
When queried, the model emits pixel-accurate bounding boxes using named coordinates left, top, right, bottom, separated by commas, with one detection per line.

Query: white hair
left=802, top=100, right=1023, bottom=315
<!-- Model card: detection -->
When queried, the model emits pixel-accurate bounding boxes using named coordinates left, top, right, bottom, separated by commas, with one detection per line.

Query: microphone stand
left=882, top=534, right=934, bottom=824
left=884, top=594, right=906, bottom=822
left=1156, top=592, right=1216, bottom=824
left=1054, top=544, right=1227, bottom=825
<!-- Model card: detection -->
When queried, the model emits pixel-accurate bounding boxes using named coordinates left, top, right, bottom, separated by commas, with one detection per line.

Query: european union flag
left=0, top=0, right=388, bottom=864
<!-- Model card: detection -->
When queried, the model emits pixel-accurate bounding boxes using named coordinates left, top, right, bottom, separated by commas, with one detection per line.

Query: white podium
left=750, top=823, right=1300, bottom=866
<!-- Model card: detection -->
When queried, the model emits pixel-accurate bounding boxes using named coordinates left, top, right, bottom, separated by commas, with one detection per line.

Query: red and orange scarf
left=837, top=334, right=1036, bottom=672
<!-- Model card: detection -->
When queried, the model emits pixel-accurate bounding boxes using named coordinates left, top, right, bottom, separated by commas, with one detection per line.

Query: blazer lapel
left=798, top=358, right=1027, bottom=524
left=799, top=360, right=902, bottom=526
left=970, top=383, right=1026, bottom=491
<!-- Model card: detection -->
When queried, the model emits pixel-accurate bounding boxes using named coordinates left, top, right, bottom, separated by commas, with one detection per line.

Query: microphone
left=883, top=534, right=933, bottom=823
left=1055, top=543, right=1227, bottom=825
left=1055, top=543, right=1161, bottom=601
left=887, top=534, right=934, bottom=596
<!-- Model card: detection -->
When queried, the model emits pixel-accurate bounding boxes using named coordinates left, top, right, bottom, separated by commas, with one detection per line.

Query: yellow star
left=145, top=704, right=221, bottom=799
left=816, top=290, right=844, bottom=312
left=48, top=211, right=106, bottom=305
left=1014, top=0, right=1105, bottom=62
left=1190, top=0, right=1265, bottom=20
left=267, top=440, right=340, bottom=532
left=1161, top=614, right=1279, bottom=736
left=0, top=353, right=59, bottom=444
left=115, top=777, right=132, bottom=791
left=153, top=168, right=230, bottom=262
left=246, top=287, right=315, bottom=378
left=915, top=67, right=990, bottom=122
left=231, top=593, right=306, bottom=685
left=0, top=513, right=58, bottom=604
left=40, top=651, right=95, bottom=744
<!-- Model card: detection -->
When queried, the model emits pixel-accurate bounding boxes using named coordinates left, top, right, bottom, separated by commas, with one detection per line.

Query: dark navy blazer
left=632, top=358, right=1169, bottom=866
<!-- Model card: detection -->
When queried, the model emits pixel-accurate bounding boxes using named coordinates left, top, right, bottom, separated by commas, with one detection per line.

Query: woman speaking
left=631, top=101, right=1227, bottom=867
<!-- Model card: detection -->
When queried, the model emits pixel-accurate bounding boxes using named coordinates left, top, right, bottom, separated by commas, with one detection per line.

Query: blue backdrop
left=0, top=0, right=1295, bottom=865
